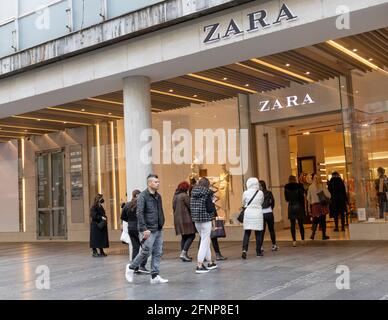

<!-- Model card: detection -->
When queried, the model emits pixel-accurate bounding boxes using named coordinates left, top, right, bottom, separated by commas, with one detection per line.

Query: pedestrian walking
left=190, top=177, right=218, bottom=274
left=173, top=181, right=197, bottom=262
left=284, top=175, right=306, bottom=246
left=125, top=174, right=168, bottom=284
left=328, top=172, right=348, bottom=231
left=259, top=180, right=279, bottom=252
left=241, top=178, right=264, bottom=259
left=90, top=194, right=109, bottom=257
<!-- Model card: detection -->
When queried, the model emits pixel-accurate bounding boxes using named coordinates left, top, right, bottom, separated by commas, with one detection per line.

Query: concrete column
left=123, top=76, right=153, bottom=195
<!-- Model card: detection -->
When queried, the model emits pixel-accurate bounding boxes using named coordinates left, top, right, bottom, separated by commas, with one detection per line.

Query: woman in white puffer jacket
left=241, top=177, right=264, bottom=259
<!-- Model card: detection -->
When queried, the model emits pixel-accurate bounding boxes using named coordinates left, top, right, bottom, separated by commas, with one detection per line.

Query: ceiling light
left=150, top=89, right=207, bottom=103
left=187, top=74, right=258, bottom=94
left=245, top=84, right=250, bottom=87
left=285, top=63, right=291, bottom=67
left=193, top=95, right=198, bottom=98
left=369, top=58, right=373, bottom=61
left=303, top=132, right=310, bottom=135
left=326, top=40, right=388, bottom=75
left=352, top=48, right=358, bottom=52
left=0, top=124, right=57, bottom=132
left=250, top=59, right=315, bottom=83
left=223, top=77, right=228, bottom=80
left=47, top=107, right=123, bottom=119
left=169, top=89, right=174, bottom=93
left=305, top=71, right=310, bottom=75
left=87, top=98, right=123, bottom=106
left=81, top=109, right=85, bottom=112
left=12, top=116, right=90, bottom=126
left=108, top=113, right=112, bottom=115
left=37, top=119, right=41, bottom=121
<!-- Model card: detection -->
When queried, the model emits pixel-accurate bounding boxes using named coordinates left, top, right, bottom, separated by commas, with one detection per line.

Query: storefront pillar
left=123, top=76, right=153, bottom=196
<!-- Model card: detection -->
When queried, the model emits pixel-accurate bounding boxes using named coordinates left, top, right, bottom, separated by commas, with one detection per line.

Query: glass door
left=37, top=150, right=67, bottom=239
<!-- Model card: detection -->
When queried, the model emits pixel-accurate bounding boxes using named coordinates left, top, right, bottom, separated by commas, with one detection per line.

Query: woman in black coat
left=90, top=194, right=109, bottom=257
left=328, top=172, right=348, bottom=231
left=284, top=175, right=306, bottom=246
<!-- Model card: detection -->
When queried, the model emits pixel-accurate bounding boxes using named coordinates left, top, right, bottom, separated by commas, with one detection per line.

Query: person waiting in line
left=122, top=189, right=149, bottom=274
left=374, top=167, right=388, bottom=219
left=190, top=177, right=218, bottom=274
left=241, top=177, right=264, bottom=259
left=259, top=180, right=279, bottom=252
left=307, top=173, right=331, bottom=240
left=328, top=172, right=348, bottom=232
left=173, top=181, right=197, bottom=262
left=284, top=175, right=306, bottom=247
left=125, top=174, right=168, bottom=284
left=90, top=194, right=109, bottom=257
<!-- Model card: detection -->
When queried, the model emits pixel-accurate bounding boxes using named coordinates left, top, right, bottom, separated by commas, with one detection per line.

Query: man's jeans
left=130, top=230, right=163, bottom=276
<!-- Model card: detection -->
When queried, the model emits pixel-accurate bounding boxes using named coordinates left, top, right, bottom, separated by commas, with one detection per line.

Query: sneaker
left=137, top=266, right=150, bottom=274
left=242, top=251, right=247, bottom=260
left=125, top=264, right=135, bottom=283
left=272, top=245, right=279, bottom=251
left=216, top=254, right=227, bottom=261
left=92, top=252, right=99, bottom=258
left=207, top=263, right=218, bottom=270
left=196, top=265, right=210, bottom=274
left=292, top=241, right=297, bottom=247
left=150, top=275, right=169, bottom=284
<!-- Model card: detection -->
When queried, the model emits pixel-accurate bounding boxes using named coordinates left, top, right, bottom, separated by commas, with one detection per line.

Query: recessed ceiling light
left=369, top=58, right=373, bottom=61
left=353, top=48, right=358, bottom=52
left=108, top=113, right=112, bottom=115
left=37, top=119, right=41, bottom=121
left=285, top=63, right=291, bottom=67
left=303, top=132, right=310, bottom=135
left=193, top=95, right=198, bottom=98
left=223, top=77, right=228, bottom=81
left=169, top=89, right=174, bottom=93
left=355, top=90, right=359, bottom=94
left=245, top=84, right=250, bottom=87
left=81, top=109, right=85, bottom=112
left=24, top=130, right=28, bottom=132
left=63, top=122, right=67, bottom=124
left=305, top=71, right=310, bottom=75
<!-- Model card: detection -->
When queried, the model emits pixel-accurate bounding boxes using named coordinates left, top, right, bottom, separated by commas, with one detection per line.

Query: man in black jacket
left=125, top=174, right=169, bottom=284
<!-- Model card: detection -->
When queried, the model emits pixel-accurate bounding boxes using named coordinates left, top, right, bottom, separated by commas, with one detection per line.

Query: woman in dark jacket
left=122, top=189, right=149, bottom=274
left=328, top=172, right=348, bottom=231
left=90, top=194, right=109, bottom=257
left=173, top=181, right=197, bottom=262
left=259, top=180, right=279, bottom=252
left=284, top=176, right=306, bottom=247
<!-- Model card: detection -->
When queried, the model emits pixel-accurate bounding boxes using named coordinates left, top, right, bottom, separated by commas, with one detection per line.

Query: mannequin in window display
left=374, top=167, right=388, bottom=219
left=218, top=164, right=233, bottom=223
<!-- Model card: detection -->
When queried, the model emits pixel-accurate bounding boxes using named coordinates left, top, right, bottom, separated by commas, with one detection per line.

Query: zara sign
left=203, top=3, right=298, bottom=44
left=259, top=94, right=315, bottom=112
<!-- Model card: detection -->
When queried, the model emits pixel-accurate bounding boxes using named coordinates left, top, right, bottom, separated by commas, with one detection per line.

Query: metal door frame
left=36, top=148, right=67, bottom=240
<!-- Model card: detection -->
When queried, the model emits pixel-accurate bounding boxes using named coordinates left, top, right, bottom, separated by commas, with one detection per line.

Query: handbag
left=237, top=190, right=259, bottom=223
left=97, top=219, right=107, bottom=230
left=317, top=190, right=331, bottom=207
left=211, top=219, right=226, bottom=238
left=120, top=221, right=130, bottom=244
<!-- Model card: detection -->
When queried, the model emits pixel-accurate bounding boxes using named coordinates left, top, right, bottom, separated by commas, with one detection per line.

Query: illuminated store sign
left=258, top=94, right=315, bottom=112
left=203, top=3, right=298, bottom=44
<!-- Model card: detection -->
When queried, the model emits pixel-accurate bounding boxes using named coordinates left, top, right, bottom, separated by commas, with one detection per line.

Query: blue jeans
left=130, top=230, right=163, bottom=276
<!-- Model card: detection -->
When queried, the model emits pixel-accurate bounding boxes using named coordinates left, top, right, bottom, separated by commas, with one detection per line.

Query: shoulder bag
left=237, top=190, right=259, bottom=223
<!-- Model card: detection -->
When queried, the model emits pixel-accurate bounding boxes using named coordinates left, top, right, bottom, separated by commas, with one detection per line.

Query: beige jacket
left=307, top=183, right=331, bottom=205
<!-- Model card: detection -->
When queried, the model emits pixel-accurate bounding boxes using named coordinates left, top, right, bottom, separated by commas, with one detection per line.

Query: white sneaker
left=125, top=264, right=135, bottom=283
left=150, top=275, right=169, bottom=284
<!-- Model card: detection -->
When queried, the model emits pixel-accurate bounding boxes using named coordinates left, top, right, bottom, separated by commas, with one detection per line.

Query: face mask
left=100, top=199, right=105, bottom=204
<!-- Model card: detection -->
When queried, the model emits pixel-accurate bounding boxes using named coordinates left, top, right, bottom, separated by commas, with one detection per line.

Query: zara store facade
left=0, top=0, right=387, bottom=241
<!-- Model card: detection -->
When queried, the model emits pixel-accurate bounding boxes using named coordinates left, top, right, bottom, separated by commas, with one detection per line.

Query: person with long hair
left=259, top=180, right=279, bottom=252
left=173, top=181, right=197, bottom=262
left=285, top=175, right=306, bottom=247
left=122, top=189, right=149, bottom=274
left=90, top=193, right=109, bottom=257
left=307, top=173, right=331, bottom=240
left=190, top=177, right=218, bottom=273
left=328, top=172, right=348, bottom=231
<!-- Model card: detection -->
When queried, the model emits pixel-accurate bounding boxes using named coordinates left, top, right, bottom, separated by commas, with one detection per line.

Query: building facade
left=0, top=0, right=387, bottom=241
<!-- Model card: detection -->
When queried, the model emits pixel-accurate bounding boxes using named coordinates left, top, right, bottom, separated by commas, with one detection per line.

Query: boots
left=180, top=250, right=192, bottom=262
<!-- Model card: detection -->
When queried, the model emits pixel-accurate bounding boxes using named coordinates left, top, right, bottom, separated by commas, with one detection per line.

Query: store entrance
left=256, top=112, right=351, bottom=240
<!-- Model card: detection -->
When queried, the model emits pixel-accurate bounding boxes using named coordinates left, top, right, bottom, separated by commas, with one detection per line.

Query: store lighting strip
left=187, top=73, right=258, bottom=94
left=326, top=40, right=388, bottom=75
left=110, top=122, right=118, bottom=230
left=0, top=134, right=24, bottom=139
left=150, top=89, right=207, bottom=103
left=87, top=98, right=124, bottom=106
left=12, top=116, right=90, bottom=126
left=47, top=107, right=123, bottom=119
left=0, top=129, right=41, bottom=135
left=95, top=124, right=102, bottom=194
left=250, top=59, right=315, bottom=83
left=0, top=124, right=57, bottom=132
left=21, top=138, right=26, bottom=233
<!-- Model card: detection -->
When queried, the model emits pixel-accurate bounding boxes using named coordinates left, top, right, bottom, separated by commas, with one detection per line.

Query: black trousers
left=334, top=212, right=345, bottom=230
left=197, top=237, right=221, bottom=254
left=262, top=212, right=277, bottom=245
left=242, top=230, right=263, bottom=254
left=290, top=218, right=305, bottom=241
left=312, top=215, right=327, bottom=237
left=181, top=234, right=196, bottom=252
left=129, top=231, right=147, bottom=268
